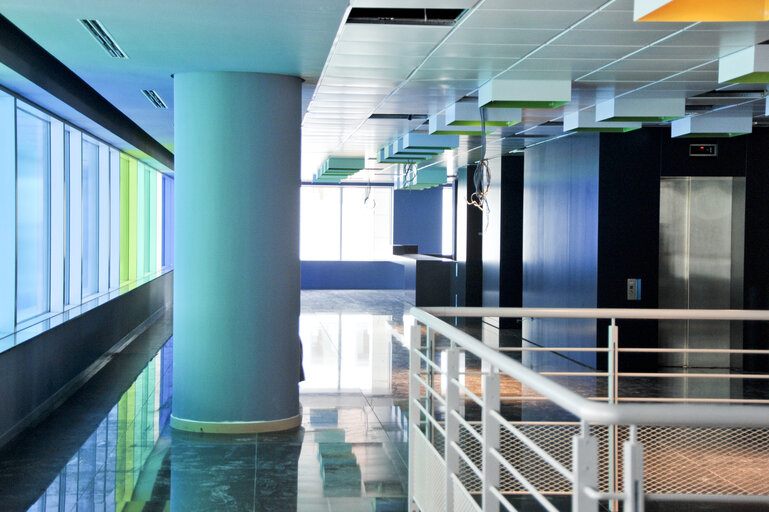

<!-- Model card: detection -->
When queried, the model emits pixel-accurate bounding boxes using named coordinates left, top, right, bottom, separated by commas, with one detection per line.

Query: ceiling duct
left=719, top=45, right=769, bottom=83
left=671, top=112, right=752, bottom=138
left=563, top=111, right=640, bottom=133
left=478, top=79, right=571, bottom=109
left=315, top=157, right=365, bottom=181
left=446, top=103, right=521, bottom=127
left=141, top=90, right=168, bottom=109
left=79, top=19, right=128, bottom=58
left=596, top=97, right=685, bottom=123
left=634, top=0, right=769, bottom=22
left=346, top=8, right=464, bottom=26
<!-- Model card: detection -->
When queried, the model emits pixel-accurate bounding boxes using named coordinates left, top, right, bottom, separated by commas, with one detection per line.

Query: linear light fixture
left=634, top=0, right=769, bottom=21
left=563, top=111, right=641, bottom=133
left=141, top=90, right=168, bottom=109
left=478, top=79, right=571, bottom=109
left=719, top=46, right=769, bottom=83
left=79, top=19, right=128, bottom=59
left=596, top=97, right=685, bottom=123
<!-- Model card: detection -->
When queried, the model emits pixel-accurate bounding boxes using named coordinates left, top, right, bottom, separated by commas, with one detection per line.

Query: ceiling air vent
left=79, top=19, right=128, bottom=58
left=347, top=8, right=464, bottom=26
left=141, top=89, right=168, bottom=109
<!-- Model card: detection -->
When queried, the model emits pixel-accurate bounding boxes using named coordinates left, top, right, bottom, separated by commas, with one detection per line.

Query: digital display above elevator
left=689, top=143, right=718, bottom=157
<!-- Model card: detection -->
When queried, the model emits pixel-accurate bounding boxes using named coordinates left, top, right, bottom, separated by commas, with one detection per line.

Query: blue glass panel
left=82, top=140, right=99, bottom=297
left=16, top=108, right=50, bottom=323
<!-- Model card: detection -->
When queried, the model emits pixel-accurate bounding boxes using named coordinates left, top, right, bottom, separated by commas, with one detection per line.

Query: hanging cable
left=467, top=107, right=491, bottom=230
left=363, top=178, right=376, bottom=209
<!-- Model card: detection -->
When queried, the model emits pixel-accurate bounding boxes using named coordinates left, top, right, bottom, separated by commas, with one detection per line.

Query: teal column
left=172, top=72, right=301, bottom=433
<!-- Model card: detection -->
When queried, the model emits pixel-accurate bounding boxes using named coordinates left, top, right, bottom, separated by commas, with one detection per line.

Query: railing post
left=623, top=425, right=645, bottom=512
left=445, top=347, right=460, bottom=510
left=482, top=364, right=500, bottom=512
left=407, top=317, right=421, bottom=512
left=608, top=319, right=619, bottom=511
left=572, top=422, right=599, bottom=512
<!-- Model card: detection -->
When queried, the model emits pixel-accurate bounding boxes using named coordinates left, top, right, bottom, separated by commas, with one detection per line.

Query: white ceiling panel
left=461, top=9, right=596, bottom=30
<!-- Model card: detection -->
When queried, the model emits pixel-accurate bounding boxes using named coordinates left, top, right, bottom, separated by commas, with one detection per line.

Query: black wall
left=0, top=272, right=173, bottom=448
left=453, top=165, right=483, bottom=307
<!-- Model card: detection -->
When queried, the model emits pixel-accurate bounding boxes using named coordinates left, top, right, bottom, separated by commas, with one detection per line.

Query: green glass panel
left=568, top=127, right=641, bottom=133
left=149, top=173, right=157, bottom=273
left=605, top=116, right=681, bottom=122
left=136, top=166, right=146, bottom=278
left=726, top=71, right=769, bottom=83
left=128, top=159, right=138, bottom=282
left=119, top=157, right=130, bottom=284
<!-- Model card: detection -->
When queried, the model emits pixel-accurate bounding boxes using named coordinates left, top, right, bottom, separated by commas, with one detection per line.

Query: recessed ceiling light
left=141, top=89, right=168, bottom=109
left=79, top=19, right=128, bottom=59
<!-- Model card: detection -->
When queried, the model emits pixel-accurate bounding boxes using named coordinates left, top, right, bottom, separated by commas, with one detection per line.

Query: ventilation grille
left=79, top=19, right=128, bottom=59
left=347, top=8, right=464, bottom=26
left=141, top=90, right=168, bottom=109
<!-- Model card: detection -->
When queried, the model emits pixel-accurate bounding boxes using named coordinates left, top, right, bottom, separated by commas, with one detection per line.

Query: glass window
left=82, top=139, right=99, bottom=297
left=300, top=186, right=341, bottom=260
left=63, top=129, right=70, bottom=305
left=16, top=108, right=51, bottom=322
left=442, top=186, right=453, bottom=257
left=341, top=187, right=392, bottom=260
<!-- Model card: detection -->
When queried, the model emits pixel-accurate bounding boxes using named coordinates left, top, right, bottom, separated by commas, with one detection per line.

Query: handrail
left=421, top=306, right=769, bottom=321
left=410, top=307, right=769, bottom=428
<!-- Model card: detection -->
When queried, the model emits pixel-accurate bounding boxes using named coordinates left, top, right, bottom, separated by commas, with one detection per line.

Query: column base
left=170, top=412, right=302, bottom=434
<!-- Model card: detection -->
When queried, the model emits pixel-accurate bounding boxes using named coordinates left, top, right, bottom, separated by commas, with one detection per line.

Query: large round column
left=171, top=72, right=301, bottom=433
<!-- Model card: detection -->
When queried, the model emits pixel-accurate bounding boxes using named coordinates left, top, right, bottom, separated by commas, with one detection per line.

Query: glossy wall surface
left=522, top=134, right=599, bottom=370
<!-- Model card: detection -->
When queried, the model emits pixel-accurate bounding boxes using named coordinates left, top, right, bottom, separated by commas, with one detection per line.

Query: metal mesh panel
left=452, top=475, right=482, bottom=512
left=413, top=426, right=447, bottom=512
left=632, top=425, right=769, bottom=495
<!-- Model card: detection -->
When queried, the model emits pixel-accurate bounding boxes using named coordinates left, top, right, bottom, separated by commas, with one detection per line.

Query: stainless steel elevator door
left=658, top=177, right=745, bottom=375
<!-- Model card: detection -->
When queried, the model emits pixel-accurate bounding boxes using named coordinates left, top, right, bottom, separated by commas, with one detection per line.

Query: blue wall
left=392, top=188, right=443, bottom=255
left=301, top=261, right=404, bottom=289
left=522, top=134, right=599, bottom=376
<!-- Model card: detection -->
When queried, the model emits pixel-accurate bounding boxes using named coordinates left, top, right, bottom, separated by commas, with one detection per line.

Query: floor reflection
left=14, top=291, right=413, bottom=512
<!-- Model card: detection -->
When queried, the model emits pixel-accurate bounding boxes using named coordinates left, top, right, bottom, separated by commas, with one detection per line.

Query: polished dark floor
left=1, top=291, right=765, bottom=511
left=0, top=291, right=414, bottom=512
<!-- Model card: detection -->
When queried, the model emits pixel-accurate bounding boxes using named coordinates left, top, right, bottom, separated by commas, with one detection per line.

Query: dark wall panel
left=744, top=130, right=769, bottom=372
left=452, top=166, right=483, bottom=307
left=522, top=134, right=599, bottom=370
left=392, top=188, right=443, bottom=255
left=597, top=130, right=662, bottom=370
left=0, top=272, right=173, bottom=448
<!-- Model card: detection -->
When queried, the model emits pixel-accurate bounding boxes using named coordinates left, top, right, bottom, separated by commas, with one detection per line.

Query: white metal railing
left=407, top=307, right=769, bottom=512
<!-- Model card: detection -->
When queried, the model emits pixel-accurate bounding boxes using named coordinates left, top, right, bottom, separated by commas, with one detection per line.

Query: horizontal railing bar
left=411, top=307, right=769, bottom=427
left=490, top=486, right=521, bottom=512
left=584, top=487, right=624, bottom=501
left=618, top=372, right=769, bottom=379
left=617, top=397, right=769, bottom=404
left=490, top=410, right=574, bottom=483
left=422, top=306, right=769, bottom=321
left=646, top=494, right=769, bottom=504
left=451, top=410, right=484, bottom=445
left=412, top=399, right=446, bottom=436
left=619, top=348, right=769, bottom=354
left=499, top=347, right=610, bottom=352
left=416, top=350, right=443, bottom=373
left=501, top=396, right=610, bottom=402
left=541, top=371, right=609, bottom=377
left=413, top=373, right=447, bottom=406
left=450, top=440, right=483, bottom=481
left=490, top=447, right=560, bottom=512
left=450, top=377, right=483, bottom=407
